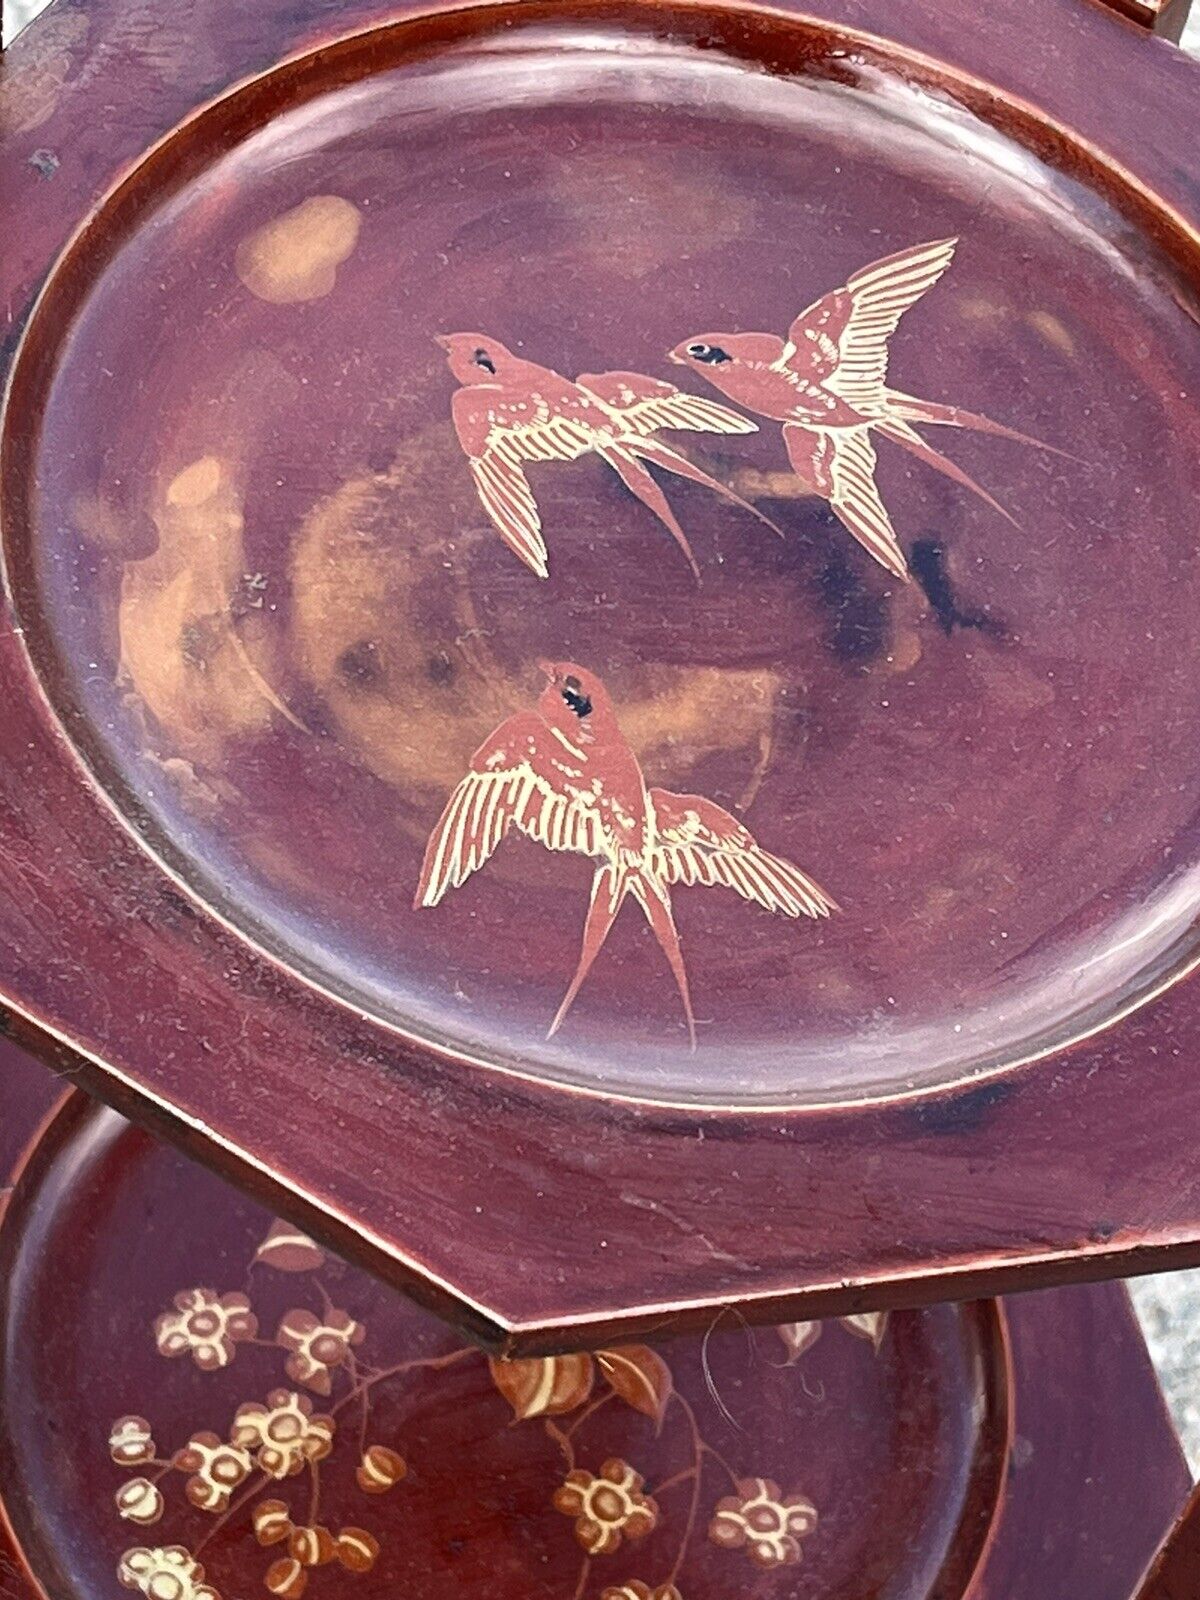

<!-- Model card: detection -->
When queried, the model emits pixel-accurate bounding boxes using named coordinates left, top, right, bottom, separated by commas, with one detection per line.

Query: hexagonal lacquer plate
left=5, top=0, right=1200, bottom=1348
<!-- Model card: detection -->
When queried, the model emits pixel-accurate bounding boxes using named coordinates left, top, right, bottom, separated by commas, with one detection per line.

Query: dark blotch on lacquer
left=337, top=640, right=383, bottom=686
left=818, top=548, right=888, bottom=664
left=426, top=650, right=456, bottom=686
left=911, top=539, right=1006, bottom=639
left=903, top=1078, right=1016, bottom=1137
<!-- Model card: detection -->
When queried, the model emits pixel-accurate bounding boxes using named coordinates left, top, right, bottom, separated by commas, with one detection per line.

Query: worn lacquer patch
left=236, top=196, right=362, bottom=305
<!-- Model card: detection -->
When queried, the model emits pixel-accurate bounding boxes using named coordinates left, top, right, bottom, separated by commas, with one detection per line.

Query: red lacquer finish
left=0, top=1038, right=1188, bottom=1600
left=5, top=0, right=1200, bottom=1348
left=1137, top=1482, right=1200, bottom=1599
left=1100, top=0, right=1193, bottom=41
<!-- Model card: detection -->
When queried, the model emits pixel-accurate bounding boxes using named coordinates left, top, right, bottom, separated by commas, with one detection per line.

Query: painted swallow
left=415, top=661, right=836, bottom=1045
left=669, top=238, right=1055, bottom=581
left=437, top=333, right=782, bottom=580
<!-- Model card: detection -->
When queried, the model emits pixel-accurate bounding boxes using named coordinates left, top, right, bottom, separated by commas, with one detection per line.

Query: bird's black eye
left=473, top=348, right=497, bottom=374
left=687, top=342, right=730, bottom=365
left=561, top=677, right=592, bottom=718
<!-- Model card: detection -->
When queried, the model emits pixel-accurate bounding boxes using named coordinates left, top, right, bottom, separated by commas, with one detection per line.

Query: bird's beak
left=536, top=658, right=557, bottom=683
left=667, top=349, right=685, bottom=365
left=434, top=334, right=451, bottom=351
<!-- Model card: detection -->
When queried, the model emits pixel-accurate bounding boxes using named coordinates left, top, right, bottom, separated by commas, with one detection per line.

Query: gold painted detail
left=108, top=1220, right=890, bottom=1596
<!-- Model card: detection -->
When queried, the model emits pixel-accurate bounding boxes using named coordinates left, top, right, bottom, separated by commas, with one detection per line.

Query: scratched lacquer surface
left=12, top=22, right=1200, bottom=1100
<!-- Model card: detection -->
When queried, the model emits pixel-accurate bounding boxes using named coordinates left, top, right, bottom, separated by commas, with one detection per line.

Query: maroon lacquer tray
left=5, top=0, right=1200, bottom=1350
left=0, top=1037, right=1188, bottom=1600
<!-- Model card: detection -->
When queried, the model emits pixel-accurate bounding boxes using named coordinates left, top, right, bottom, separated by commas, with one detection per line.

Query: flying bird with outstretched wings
left=437, top=333, right=781, bottom=580
left=415, top=661, right=836, bottom=1045
left=669, top=238, right=1057, bottom=581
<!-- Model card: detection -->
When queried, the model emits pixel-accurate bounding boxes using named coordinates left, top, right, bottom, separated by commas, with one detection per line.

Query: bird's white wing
left=783, top=423, right=909, bottom=581
left=452, top=388, right=598, bottom=578
left=577, top=371, right=758, bottom=439
left=467, top=451, right=549, bottom=577
left=417, top=712, right=608, bottom=908
left=786, top=238, right=958, bottom=411
left=649, top=789, right=836, bottom=919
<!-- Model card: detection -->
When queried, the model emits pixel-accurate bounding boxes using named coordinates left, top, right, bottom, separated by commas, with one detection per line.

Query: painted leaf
left=842, top=1312, right=888, bottom=1350
left=254, top=1219, right=326, bottom=1273
left=488, top=1354, right=594, bottom=1420
left=776, top=1322, right=823, bottom=1363
left=596, top=1346, right=673, bottom=1428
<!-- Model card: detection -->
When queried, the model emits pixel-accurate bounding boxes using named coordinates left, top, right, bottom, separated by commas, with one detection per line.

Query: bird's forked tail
left=884, top=390, right=1073, bottom=458
left=549, top=860, right=696, bottom=1049
left=596, top=436, right=786, bottom=584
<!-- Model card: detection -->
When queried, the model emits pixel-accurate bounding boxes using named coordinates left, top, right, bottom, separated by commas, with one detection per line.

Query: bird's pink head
left=667, top=335, right=738, bottom=373
left=536, top=660, right=615, bottom=740
left=435, top=332, right=514, bottom=385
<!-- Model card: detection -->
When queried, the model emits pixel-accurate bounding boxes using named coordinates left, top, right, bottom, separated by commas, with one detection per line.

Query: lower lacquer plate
left=0, top=1044, right=1187, bottom=1600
